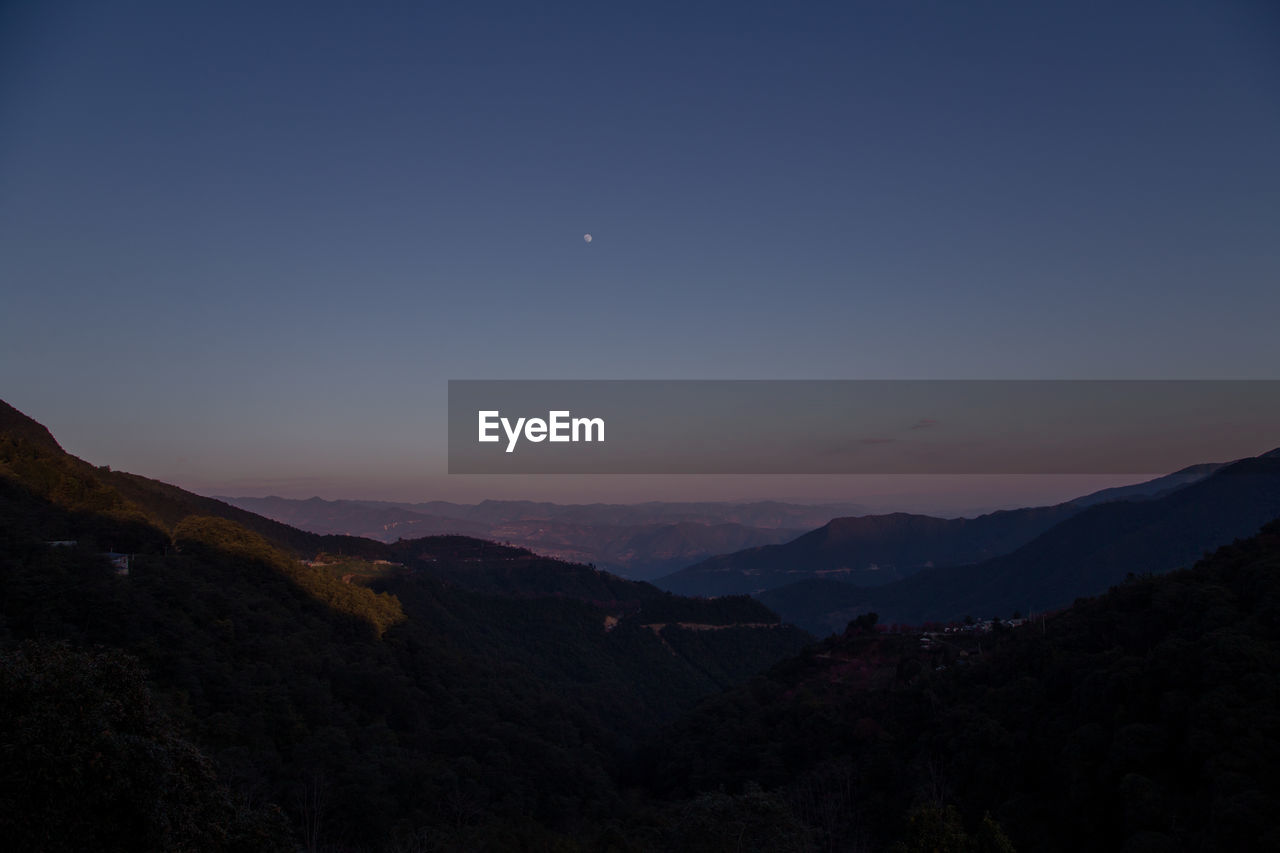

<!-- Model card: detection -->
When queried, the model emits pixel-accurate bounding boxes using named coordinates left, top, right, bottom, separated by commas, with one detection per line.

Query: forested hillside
left=0, top=402, right=807, bottom=850
left=635, top=520, right=1280, bottom=852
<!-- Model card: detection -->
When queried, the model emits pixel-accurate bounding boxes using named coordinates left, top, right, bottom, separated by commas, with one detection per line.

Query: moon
left=583, top=233, right=592, bottom=244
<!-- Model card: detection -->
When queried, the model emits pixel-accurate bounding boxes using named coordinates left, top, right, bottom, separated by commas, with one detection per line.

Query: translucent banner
left=447, top=380, right=1280, bottom=474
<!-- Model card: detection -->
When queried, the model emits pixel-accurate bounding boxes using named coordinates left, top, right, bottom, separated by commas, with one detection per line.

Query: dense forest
left=3, top=400, right=1280, bottom=851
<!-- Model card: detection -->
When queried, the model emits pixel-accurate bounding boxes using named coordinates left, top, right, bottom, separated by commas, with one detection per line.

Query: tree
left=847, top=612, right=880, bottom=635
left=892, top=804, right=1015, bottom=853
left=0, top=641, right=290, bottom=852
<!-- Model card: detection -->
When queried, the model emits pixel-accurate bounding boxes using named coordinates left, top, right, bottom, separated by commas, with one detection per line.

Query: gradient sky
left=2, top=1, right=1278, bottom=506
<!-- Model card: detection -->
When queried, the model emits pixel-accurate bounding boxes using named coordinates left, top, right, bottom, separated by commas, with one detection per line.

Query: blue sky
left=2, top=0, right=1278, bottom=505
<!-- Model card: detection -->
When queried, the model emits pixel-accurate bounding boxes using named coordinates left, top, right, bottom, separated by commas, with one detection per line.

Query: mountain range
left=658, top=463, right=1224, bottom=599
left=754, top=452, right=1280, bottom=634
left=220, top=494, right=867, bottom=579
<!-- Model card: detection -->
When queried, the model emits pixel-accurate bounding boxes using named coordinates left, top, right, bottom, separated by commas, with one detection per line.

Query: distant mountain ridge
left=1067, top=461, right=1224, bottom=506
left=221, top=495, right=850, bottom=579
left=658, top=462, right=1225, bottom=597
left=386, top=498, right=871, bottom=528
left=659, top=505, right=1081, bottom=596
left=760, top=450, right=1280, bottom=634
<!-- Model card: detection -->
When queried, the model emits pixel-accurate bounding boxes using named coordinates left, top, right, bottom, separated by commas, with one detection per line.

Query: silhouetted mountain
left=224, top=494, right=811, bottom=579
left=0, top=399, right=63, bottom=452
left=756, top=578, right=871, bottom=635
left=399, top=498, right=871, bottom=529
left=1067, top=461, right=1223, bottom=506
left=660, top=506, right=1083, bottom=596
left=765, top=450, right=1280, bottom=633
left=659, top=464, right=1235, bottom=599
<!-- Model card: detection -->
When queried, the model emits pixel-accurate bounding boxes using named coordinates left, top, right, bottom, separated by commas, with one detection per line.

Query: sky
left=2, top=0, right=1278, bottom=507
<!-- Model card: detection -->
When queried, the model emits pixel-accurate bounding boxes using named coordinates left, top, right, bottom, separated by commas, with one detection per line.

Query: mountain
left=1067, top=460, right=1223, bottom=506
left=763, top=449, right=1280, bottom=633
left=0, top=399, right=808, bottom=850
left=636, top=519, right=1280, bottom=852
left=754, top=577, right=873, bottom=635
left=660, top=505, right=1083, bottom=596
left=0, top=399, right=63, bottom=451
left=394, top=498, right=872, bottom=529
left=658, top=463, right=1233, bottom=599
left=223, top=494, right=820, bottom=579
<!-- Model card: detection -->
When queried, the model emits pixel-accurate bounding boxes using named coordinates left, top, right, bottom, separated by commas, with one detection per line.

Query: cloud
left=910, top=418, right=939, bottom=430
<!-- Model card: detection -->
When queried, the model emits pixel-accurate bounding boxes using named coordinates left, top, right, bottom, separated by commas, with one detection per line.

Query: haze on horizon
left=204, top=473, right=1169, bottom=519
left=2, top=0, right=1278, bottom=507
